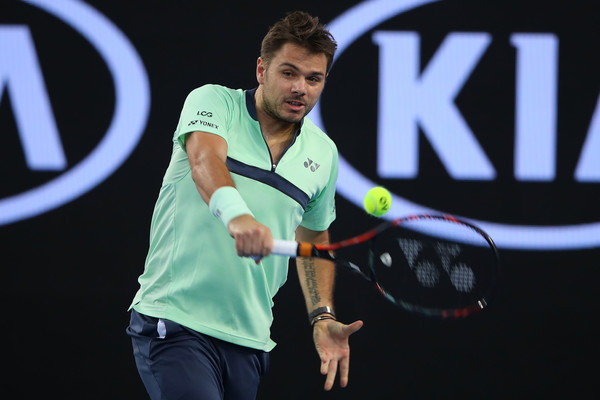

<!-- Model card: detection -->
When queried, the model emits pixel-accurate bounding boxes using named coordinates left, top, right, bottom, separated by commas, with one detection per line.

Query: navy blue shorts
left=126, top=310, right=269, bottom=400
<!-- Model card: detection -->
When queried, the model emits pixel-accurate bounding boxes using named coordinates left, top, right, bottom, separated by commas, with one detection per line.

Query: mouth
left=285, top=99, right=305, bottom=112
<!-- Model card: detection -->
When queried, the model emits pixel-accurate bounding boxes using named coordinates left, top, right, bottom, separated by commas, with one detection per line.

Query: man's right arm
left=186, top=130, right=234, bottom=203
left=185, top=131, right=274, bottom=258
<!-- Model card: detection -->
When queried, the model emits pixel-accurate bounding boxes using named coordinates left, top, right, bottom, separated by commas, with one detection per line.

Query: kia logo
left=0, top=0, right=150, bottom=225
left=310, top=0, right=600, bottom=250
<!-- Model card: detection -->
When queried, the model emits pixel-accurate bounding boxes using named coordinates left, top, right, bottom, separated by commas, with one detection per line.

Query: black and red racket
left=272, top=214, right=500, bottom=319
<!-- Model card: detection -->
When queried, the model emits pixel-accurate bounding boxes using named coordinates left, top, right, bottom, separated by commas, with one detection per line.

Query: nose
left=291, top=78, right=306, bottom=96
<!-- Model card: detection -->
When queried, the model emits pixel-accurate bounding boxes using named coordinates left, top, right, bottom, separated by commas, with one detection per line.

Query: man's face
left=257, top=42, right=328, bottom=124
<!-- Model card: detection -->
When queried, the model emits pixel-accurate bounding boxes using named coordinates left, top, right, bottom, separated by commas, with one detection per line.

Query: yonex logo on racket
left=393, top=238, right=475, bottom=293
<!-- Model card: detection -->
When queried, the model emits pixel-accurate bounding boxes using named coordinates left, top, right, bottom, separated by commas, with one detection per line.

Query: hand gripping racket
left=272, top=214, right=500, bottom=319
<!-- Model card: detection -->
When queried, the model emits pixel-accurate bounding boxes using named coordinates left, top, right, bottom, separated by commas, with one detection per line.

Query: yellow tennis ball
left=363, top=187, right=392, bottom=217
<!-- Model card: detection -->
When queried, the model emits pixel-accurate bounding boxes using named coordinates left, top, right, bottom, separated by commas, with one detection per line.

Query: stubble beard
left=262, top=95, right=303, bottom=125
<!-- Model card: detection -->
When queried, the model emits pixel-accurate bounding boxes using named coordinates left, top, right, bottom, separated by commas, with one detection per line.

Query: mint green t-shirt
left=130, top=84, right=338, bottom=351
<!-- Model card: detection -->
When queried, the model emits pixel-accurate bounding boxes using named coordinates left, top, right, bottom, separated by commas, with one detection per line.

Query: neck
left=254, top=87, right=298, bottom=140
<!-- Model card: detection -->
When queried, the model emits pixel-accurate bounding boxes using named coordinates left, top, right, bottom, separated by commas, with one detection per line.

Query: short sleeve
left=173, top=84, right=232, bottom=150
left=299, top=145, right=338, bottom=232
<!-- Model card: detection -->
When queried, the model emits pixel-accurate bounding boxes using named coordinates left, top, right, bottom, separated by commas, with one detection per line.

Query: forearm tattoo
left=302, top=258, right=321, bottom=306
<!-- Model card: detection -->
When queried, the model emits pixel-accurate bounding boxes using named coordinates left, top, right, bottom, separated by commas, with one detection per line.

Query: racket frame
left=272, top=214, right=500, bottom=319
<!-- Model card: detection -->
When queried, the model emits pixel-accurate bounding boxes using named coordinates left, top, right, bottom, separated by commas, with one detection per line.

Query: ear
left=256, top=57, right=266, bottom=84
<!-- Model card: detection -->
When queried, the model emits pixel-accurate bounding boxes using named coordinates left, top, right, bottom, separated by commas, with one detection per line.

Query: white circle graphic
left=0, top=0, right=150, bottom=225
left=309, top=0, right=600, bottom=250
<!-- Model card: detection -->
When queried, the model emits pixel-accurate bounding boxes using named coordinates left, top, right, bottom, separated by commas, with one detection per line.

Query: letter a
left=0, top=26, right=66, bottom=170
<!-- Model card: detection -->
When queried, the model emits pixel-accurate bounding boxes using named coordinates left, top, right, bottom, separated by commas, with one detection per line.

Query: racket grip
left=272, top=239, right=299, bottom=257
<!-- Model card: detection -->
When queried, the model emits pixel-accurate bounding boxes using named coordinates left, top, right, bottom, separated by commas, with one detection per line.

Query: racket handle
left=272, top=239, right=299, bottom=257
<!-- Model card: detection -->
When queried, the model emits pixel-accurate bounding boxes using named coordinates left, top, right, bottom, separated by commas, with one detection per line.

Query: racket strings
left=368, top=222, right=497, bottom=314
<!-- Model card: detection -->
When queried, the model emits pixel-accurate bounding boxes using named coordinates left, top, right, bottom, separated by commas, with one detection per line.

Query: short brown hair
left=261, top=11, right=337, bottom=72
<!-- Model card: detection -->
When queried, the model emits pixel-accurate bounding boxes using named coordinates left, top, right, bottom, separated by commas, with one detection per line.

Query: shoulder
left=186, top=84, right=244, bottom=104
left=301, top=117, right=339, bottom=156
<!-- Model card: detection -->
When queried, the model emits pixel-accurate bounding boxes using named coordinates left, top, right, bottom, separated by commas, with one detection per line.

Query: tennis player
left=127, top=11, right=363, bottom=400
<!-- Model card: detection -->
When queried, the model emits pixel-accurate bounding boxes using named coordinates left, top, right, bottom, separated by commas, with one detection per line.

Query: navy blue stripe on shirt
left=245, top=89, right=258, bottom=120
left=226, top=157, right=310, bottom=210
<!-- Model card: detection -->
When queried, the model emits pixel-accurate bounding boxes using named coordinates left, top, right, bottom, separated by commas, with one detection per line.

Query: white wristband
left=208, top=186, right=253, bottom=228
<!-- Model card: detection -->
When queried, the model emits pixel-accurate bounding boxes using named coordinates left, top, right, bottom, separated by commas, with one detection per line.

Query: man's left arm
left=295, top=225, right=363, bottom=391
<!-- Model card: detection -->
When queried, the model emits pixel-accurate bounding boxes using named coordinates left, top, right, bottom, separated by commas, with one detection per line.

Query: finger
left=344, top=320, right=364, bottom=336
left=262, top=234, right=274, bottom=256
left=324, top=358, right=338, bottom=391
left=338, top=353, right=350, bottom=388
left=320, top=357, right=330, bottom=376
left=250, top=227, right=264, bottom=256
left=243, top=230, right=258, bottom=256
left=234, top=233, right=246, bottom=256
left=253, top=227, right=272, bottom=256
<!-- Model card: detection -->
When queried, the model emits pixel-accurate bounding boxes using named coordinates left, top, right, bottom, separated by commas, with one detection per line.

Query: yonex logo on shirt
left=187, top=119, right=219, bottom=129
left=304, top=158, right=320, bottom=172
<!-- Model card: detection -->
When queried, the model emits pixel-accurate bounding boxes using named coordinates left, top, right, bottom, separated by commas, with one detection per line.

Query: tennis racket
left=272, top=214, right=500, bottom=319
